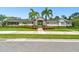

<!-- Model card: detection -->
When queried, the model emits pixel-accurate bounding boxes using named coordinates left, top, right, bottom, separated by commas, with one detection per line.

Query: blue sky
left=0, top=7, right=79, bottom=19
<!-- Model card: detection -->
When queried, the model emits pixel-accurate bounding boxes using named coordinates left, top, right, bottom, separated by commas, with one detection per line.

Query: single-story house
left=0, top=17, right=72, bottom=27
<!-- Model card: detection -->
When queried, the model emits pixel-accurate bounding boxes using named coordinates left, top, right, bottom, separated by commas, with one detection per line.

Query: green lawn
left=0, top=26, right=79, bottom=31
left=0, top=26, right=35, bottom=31
left=0, top=34, right=79, bottom=39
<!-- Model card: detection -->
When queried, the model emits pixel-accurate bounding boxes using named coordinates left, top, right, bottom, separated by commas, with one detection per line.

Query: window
left=7, top=22, right=19, bottom=25
left=61, top=22, right=65, bottom=25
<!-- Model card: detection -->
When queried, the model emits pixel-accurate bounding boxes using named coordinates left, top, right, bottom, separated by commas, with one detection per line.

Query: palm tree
left=29, top=9, right=39, bottom=20
left=41, top=8, right=53, bottom=20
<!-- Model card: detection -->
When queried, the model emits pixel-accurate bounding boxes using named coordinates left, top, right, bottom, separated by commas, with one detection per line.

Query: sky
left=0, top=7, right=79, bottom=19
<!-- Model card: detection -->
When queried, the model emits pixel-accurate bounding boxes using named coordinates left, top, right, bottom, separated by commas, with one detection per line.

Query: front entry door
left=37, top=20, right=43, bottom=27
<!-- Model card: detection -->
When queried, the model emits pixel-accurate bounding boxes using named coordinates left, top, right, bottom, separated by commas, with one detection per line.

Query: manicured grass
left=0, top=26, right=79, bottom=31
left=0, top=26, right=35, bottom=31
left=0, top=34, right=79, bottom=39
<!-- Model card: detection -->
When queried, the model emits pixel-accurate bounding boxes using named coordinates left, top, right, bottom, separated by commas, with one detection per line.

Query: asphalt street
left=0, top=41, right=79, bottom=52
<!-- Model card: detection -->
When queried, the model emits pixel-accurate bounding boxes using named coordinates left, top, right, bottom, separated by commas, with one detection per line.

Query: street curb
left=0, top=38, right=79, bottom=42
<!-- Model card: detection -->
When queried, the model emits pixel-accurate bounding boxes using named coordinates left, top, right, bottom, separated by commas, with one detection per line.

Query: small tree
left=54, top=16, right=60, bottom=20
left=61, top=15, right=67, bottom=19
left=68, top=12, right=79, bottom=27
left=72, top=16, right=79, bottom=27
left=0, top=14, right=7, bottom=27
left=69, top=12, right=79, bottom=19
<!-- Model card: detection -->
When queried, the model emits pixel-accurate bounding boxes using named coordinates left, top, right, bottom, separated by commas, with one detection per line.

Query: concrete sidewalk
left=0, top=38, right=79, bottom=42
left=5, top=39, right=79, bottom=42
left=0, top=31, right=79, bottom=35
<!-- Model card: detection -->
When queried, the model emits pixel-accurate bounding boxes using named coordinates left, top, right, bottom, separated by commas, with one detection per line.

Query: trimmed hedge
left=47, top=26, right=73, bottom=29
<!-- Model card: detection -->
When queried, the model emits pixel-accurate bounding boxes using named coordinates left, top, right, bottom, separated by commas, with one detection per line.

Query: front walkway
left=37, top=28, right=44, bottom=31
left=0, top=31, right=79, bottom=35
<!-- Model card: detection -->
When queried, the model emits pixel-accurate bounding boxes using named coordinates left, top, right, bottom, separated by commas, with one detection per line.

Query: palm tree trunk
left=45, top=15, right=47, bottom=20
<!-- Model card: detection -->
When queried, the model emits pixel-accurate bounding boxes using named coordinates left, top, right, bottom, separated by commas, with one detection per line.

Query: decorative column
left=59, top=22, right=61, bottom=26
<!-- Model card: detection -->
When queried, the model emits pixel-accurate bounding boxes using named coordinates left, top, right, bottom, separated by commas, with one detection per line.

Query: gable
left=36, top=17, right=45, bottom=21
